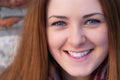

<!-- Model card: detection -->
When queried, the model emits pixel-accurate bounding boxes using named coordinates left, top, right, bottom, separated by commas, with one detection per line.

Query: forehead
left=47, top=0, right=103, bottom=17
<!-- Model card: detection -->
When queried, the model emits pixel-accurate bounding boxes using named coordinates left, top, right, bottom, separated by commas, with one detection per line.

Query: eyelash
left=51, top=21, right=66, bottom=27
left=50, top=19, right=102, bottom=27
left=84, top=19, right=101, bottom=25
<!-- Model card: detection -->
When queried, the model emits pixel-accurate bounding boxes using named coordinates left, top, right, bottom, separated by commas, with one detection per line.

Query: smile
left=65, top=49, right=93, bottom=58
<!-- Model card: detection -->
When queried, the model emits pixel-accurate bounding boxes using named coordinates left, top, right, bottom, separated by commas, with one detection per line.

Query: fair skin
left=46, top=0, right=108, bottom=80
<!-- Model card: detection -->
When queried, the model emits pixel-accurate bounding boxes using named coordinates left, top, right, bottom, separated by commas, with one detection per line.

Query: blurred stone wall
left=0, top=0, right=29, bottom=72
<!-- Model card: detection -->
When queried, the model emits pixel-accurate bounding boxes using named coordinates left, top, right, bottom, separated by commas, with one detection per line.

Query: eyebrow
left=48, top=15, right=68, bottom=20
left=48, top=13, right=104, bottom=20
left=83, top=13, right=104, bottom=18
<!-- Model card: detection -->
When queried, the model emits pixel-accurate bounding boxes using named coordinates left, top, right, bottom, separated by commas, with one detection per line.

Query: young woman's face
left=46, top=0, right=108, bottom=78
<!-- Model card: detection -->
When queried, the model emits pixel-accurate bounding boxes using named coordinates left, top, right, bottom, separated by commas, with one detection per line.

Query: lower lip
left=65, top=50, right=92, bottom=62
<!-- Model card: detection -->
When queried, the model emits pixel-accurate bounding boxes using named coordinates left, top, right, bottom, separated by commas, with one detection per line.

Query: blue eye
left=52, top=21, right=66, bottom=27
left=85, top=19, right=101, bottom=25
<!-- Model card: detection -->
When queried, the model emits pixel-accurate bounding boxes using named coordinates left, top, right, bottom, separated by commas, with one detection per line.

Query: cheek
left=47, top=30, right=66, bottom=51
left=86, top=27, right=108, bottom=47
left=94, top=33, right=108, bottom=46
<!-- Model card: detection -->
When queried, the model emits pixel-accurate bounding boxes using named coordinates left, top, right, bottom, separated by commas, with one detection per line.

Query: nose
left=68, top=28, right=86, bottom=48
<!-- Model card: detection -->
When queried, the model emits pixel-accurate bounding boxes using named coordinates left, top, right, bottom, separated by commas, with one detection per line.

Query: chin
left=66, top=70, right=92, bottom=77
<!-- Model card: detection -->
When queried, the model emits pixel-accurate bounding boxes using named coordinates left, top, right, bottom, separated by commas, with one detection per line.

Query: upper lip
left=64, top=49, right=93, bottom=53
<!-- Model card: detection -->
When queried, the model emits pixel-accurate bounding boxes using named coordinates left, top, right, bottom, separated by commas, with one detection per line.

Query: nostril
left=68, top=38, right=86, bottom=48
left=68, top=33, right=86, bottom=47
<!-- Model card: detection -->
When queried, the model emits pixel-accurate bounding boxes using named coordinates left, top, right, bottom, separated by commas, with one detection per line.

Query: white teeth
left=68, top=50, right=90, bottom=58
